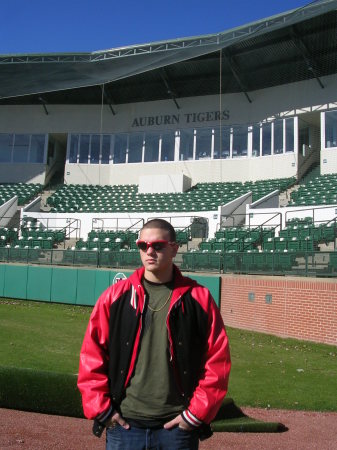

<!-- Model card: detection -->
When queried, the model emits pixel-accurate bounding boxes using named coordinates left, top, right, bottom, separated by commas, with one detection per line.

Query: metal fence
left=1, top=247, right=337, bottom=278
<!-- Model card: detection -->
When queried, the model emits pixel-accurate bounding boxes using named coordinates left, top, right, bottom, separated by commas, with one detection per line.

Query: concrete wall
left=2, top=74, right=337, bottom=185
left=21, top=209, right=220, bottom=240
left=0, top=163, right=46, bottom=184
left=1, top=74, right=337, bottom=134
left=0, top=197, right=18, bottom=227
left=220, top=274, right=337, bottom=346
left=63, top=153, right=297, bottom=186
left=246, top=204, right=337, bottom=233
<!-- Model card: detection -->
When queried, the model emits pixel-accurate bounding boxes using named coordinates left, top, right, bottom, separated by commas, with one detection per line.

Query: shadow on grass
left=0, top=367, right=287, bottom=433
left=212, top=397, right=288, bottom=433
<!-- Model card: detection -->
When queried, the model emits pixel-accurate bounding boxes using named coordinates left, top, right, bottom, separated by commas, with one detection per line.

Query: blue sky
left=0, top=0, right=314, bottom=54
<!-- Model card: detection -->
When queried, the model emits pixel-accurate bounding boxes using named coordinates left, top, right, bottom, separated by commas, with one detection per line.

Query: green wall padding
left=76, top=269, right=97, bottom=305
left=94, top=270, right=112, bottom=301
left=27, top=266, right=52, bottom=302
left=3, top=265, right=28, bottom=299
left=188, top=274, right=220, bottom=306
left=51, top=267, right=78, bottom=304
left=0, top=265, right=5, bottom=296
left=0, top=264, right=221, bottom=306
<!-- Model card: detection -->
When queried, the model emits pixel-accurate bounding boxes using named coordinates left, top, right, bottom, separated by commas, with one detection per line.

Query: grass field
left=1, top=298, right=336, bottom=412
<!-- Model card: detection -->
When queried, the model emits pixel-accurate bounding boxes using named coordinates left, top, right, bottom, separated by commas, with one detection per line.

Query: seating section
left=46, top=178, right=295, bottom=213
left=1, top=218, right=66, bottom=250
left=182, top=217, right=337, bottom=273
left=0, top=183, right=43, bottom=206
left=0, top=227, right=19, bottom=246
left=288, top=174, right=337, bottom=206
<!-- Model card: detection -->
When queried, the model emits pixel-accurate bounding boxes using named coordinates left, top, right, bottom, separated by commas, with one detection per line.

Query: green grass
left=0, top=298, right=336, bottom=411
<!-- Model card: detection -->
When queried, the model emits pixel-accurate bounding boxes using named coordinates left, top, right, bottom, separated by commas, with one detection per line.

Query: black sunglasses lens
left=152, top=242, right=166, bottom=251
left=137, top=242, right=147, bottom=251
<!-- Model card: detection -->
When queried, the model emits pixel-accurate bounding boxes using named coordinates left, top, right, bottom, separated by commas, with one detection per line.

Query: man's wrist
left=181, top=409, right=203, bottom=428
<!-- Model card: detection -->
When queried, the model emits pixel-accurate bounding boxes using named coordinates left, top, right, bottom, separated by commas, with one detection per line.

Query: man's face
left=138, top=227, right=178, bottom=279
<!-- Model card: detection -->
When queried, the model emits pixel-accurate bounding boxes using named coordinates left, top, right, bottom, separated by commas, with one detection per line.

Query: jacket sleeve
left=182, top=287, right=231, bottom=427
left=77, top=287, right=114, bottom=420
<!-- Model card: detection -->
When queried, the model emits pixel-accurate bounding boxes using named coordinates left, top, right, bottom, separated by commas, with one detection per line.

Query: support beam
left=222, top=50, right=252, bottom=103
left=160, top=69, right=180, bottom=109
left=290, top=27, right=324, bottom=89
left=38, top=96, right=49, bottom=115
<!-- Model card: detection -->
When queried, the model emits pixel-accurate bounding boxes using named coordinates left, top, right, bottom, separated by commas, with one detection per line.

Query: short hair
left=140, top=219, right=176, bottom=242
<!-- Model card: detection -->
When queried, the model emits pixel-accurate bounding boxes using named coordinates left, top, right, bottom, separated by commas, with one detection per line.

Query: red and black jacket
left=78, top=265, right=231, bottom=429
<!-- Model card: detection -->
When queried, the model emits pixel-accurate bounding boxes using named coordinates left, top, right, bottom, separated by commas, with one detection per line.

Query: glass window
left=274, top=120, right=283, bottom=154
left=79, top=134, right=90, bottom=164
left=101, top=135, right=111, bottom=164
left=0, top=134, right=13, bottom=163
left=285, top=118, right=294, bottom=152
left=179, top=129, right=194, bottom=160
left=252, top=124, right=260, bottom=157
left=128, top=133, right=143, bottom=163
left=29, top=134, right=45, bottom=163
left=232, top=125, right=248, bottom=157
left=90, top=134, right=100, bottom=164
left=214, top=126, right=230, bottom=159
left=195, top=128, right=212, bottom=160
left=160, top=132, right=175, bottom=161
left=69, top=134, right=79, bottom=163
left=325, top=111, right=337, bottom=148
left=13, top=134, right=29, bottom=163
left=144, top=132, right=160, bottom=162
left=114, top=134, right=127, bottom=164
left=262, top=123, right=272, bottom=156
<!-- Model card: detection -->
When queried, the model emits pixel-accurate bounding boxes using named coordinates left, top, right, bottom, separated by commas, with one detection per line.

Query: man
left=78, top=219, right=231, bottom=449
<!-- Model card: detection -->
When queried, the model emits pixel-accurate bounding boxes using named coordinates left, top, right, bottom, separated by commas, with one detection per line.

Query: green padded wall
left=0, top=264, right=221, bottom=307
left=188, top=274, right=221, bottom=306
left=3, top=265, right=28, bottom=299
left=51, top=267, right=78, bottom=304
left=0, top=265, right=5, bottom=296
left=76, top=269, right=97, bottom=306
left=94, top=270, right=111, bottom=302
left=27, top=266, right=52, bottom=302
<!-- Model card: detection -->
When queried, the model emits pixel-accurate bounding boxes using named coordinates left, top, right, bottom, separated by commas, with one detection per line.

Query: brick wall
left=220, top=275, right=337, bottom=346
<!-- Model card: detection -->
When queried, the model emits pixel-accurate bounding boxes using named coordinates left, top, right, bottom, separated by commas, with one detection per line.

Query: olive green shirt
left=120, top=278, right=185, bottom=422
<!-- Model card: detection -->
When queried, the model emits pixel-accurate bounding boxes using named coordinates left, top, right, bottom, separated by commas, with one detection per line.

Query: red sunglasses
left=136, top=239, right=176, bottom=252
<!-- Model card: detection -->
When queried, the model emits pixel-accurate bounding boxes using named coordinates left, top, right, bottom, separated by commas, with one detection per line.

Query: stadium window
left=179, top=129, right=194, bottom=160
left=69, top=134, right=79, bottom=163
left=13, top=134, right=30, bottom=163
left=262, top=123, right=272, bottom=156
left=273, top=119, right=283, bottom=154
left=101, top=135, right=111, bottom=164
left=113, top=133, right=127, bottom=164
left=285, top=118, right=294, bottom=152
left=90, top=134, right=100, bottom=164
left=29, top=134, right=46, bottom=163
left=195, top=128, right=212, bottom=160
left=160, top=132, right=175, bottom=161
left=79, top=134, right=90, bottom=164
left=325, top=110, right=337, bottom=148
left=0, top=133, right=13, bottom=163
left=252, top=124, right=260, bottom=157
left=144, top=132, right=160, bottom=162
left=128, top=133, right=143, bottom=163
left=214, top=126, right=230, bottom=159
left=232, top=125, right=248, bottom=157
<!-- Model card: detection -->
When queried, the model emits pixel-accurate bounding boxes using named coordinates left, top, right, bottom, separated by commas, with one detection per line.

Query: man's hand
left=105, top=411, right=130, bottom=429
left=163, top=414, right=194, bottom=431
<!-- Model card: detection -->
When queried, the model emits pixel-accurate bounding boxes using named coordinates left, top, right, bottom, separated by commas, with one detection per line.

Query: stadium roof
left=0, top=0, right=337, bottom=107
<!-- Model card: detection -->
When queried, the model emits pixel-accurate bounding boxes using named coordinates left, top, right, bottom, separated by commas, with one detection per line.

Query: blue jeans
left=106, top=424, right=199, bottom=450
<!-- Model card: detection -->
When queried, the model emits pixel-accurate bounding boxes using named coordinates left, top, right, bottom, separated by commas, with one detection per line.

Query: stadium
left=0, top=0, right=336, bottom=346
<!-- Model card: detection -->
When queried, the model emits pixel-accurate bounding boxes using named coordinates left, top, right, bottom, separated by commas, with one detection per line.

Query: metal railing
left=1, top=247, right=337, bottom=278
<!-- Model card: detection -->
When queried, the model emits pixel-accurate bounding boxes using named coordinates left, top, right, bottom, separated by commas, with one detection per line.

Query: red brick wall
left=220, top=275, right=337, bottom=346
